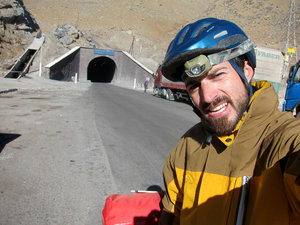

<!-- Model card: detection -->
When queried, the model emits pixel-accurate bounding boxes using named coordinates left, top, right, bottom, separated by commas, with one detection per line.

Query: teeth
left=211, top=103, right=227, bottom=113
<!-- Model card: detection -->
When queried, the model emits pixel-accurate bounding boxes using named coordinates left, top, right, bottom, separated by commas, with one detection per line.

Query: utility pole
left=129, top=36, right=135, bottom=58
left=282, top=0, right=298, bottom=78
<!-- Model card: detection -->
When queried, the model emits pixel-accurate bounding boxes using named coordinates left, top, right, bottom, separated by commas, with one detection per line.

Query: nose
left=199, top=80, right=217, bottom=104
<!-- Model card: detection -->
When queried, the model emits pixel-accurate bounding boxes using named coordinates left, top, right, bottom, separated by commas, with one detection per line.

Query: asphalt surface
left=0, top=73, right=200, bottom=225
left=0, top=74, right=106, bottom=225
left=88, top=83, right=198, bottom=192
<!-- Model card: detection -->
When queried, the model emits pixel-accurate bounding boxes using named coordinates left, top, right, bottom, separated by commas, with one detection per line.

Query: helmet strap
left=229, top=59, right=253, bottom=103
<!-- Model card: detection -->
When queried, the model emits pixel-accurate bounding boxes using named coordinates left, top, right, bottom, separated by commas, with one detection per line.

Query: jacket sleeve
left=250, top=116, right=300, bottom=225
left=279, top=119, right=300, bottom=224
left=159, top=151, right=182, bottom=225
left=161, top=138, right=186, bottom=218
left=283, top=148, right=300, bottom=224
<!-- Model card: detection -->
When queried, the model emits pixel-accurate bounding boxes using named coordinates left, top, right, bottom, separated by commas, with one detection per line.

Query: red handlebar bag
left=102, top=192, right=163, bottom=225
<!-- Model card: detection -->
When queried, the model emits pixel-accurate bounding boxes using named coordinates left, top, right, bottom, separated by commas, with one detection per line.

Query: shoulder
left=167, top=122, right=206, bottom=161
left=259, top=112, right=300, bottom=165
left=267, top=111, right=300, bottom=142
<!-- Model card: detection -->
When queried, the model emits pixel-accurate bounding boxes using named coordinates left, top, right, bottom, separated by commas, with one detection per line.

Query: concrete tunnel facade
left=44, top=47, right=153, bottom=89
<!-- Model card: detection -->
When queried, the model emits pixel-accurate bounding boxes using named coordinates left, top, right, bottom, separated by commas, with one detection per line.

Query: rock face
left=24, top=0, right=296, bottom=72
left=52, top=24, right=97, bottom=48
left=0, top=0, right=38, bottom=30
left=0, top=0, right=101, bottom=76
left=0, top=0, right=39, bottom=75
left=53, top=24, right=81, bottom=46
left=0, top=0, right=298, bottom=77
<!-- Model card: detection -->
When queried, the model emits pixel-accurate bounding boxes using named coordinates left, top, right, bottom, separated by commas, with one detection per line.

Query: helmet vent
left=214, top=30, right=228, bottom=39
left=178, top=27, right=190, bottom=44
left=193, top=24, right=210, bottom=38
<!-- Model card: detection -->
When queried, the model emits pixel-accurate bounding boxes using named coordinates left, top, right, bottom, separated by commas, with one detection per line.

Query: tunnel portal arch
left=87, top=56, right=116, bottom=82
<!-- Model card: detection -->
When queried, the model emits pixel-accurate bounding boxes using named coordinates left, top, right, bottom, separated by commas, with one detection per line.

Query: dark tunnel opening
left=87, top=57, right=116, bottom=82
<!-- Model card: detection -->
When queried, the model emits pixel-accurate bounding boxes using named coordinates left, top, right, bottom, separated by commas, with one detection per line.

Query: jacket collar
left=217, top=81, right=274, bottom=146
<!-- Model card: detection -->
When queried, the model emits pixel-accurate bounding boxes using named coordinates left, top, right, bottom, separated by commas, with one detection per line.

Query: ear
left=244, top=61, right=254, bottom=83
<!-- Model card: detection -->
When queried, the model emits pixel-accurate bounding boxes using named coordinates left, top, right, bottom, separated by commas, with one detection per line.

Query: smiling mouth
left=210, top=102, right=228, bottom=114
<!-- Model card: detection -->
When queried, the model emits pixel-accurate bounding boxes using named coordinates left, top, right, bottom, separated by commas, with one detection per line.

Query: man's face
left=185, top=61, right=250, bottom=136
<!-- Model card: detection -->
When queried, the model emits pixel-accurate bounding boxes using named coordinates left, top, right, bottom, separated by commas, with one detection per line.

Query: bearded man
left=159, top=18, right=300, bottom=225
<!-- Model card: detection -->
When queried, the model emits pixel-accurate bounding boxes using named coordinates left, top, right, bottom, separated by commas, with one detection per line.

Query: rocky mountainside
left=0, top=0, right=299, bottom=76
left=0, top=0, right=38, bottom=74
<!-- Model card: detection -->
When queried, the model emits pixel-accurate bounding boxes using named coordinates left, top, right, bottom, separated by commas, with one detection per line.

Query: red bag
left=102, top=192, right=163, bottom=225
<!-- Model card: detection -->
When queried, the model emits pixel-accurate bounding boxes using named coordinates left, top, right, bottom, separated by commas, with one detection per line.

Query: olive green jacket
left=161, top=81, right=300, bottom=225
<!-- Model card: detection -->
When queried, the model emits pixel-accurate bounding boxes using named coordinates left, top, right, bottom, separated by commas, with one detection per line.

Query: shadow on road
left=0, top=133, right=21, bottom=153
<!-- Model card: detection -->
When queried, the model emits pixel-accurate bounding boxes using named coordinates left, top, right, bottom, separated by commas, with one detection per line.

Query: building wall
left=112, top=51, right=153, bottom=89
left=49, top=51, right=79, bottom=81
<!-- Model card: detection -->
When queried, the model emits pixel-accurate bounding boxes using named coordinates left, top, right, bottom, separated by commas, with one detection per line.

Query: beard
left=201, top=91, right=249, bottom=136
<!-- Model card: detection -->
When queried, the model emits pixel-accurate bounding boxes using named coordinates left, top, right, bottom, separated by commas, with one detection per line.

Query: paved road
left=0, top=76, right=199, bottom=225
left=88, top=83, right=199, bottom=192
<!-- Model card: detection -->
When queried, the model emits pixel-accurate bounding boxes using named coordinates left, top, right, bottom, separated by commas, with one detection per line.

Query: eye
left=209, top=72, right=224, bottom=80
left=186, top=83, right=199, bottom=93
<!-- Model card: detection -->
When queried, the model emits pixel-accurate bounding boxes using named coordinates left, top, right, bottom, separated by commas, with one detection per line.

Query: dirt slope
left=22, top=0, right=299, bottom=71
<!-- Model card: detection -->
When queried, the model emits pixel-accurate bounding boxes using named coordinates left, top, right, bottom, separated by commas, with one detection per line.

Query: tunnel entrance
left=87, top=57, right=116, bottom=82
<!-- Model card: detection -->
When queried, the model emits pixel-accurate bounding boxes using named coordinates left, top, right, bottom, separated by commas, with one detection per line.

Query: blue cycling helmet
left=161, top=18, right=256, bottom=99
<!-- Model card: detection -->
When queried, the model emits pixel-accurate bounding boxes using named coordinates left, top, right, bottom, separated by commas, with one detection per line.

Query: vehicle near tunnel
left=153, top=64, right=189, bottom=101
